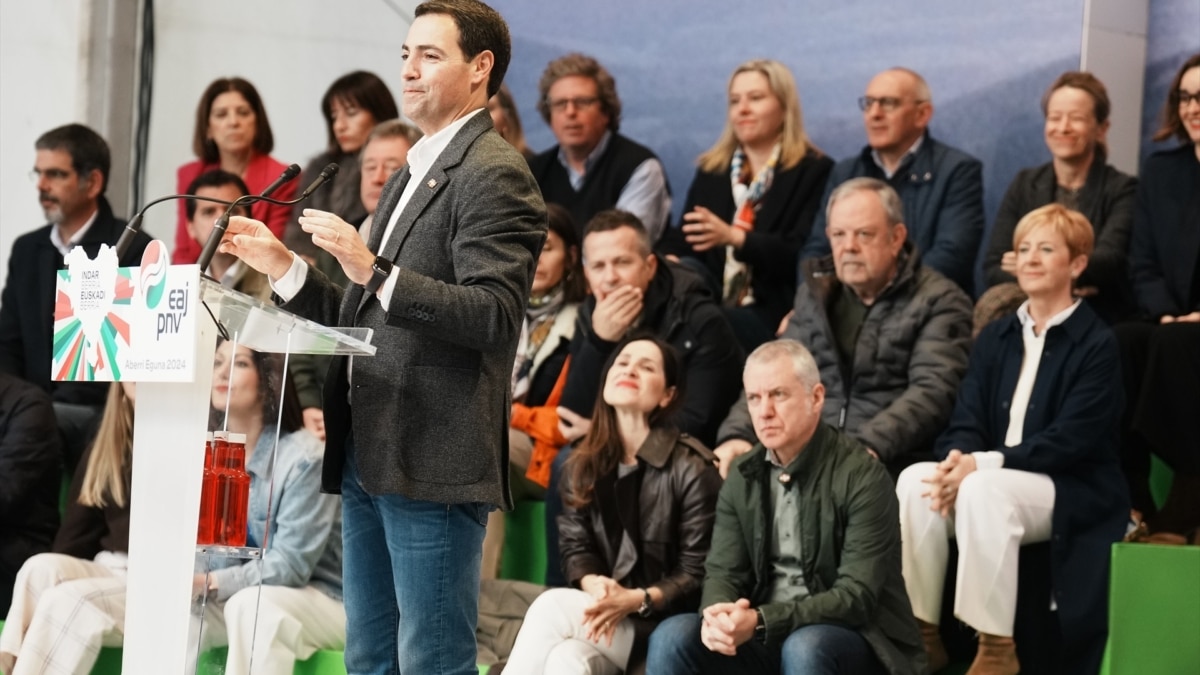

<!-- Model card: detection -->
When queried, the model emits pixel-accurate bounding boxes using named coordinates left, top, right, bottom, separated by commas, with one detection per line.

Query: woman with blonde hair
left=1, top=382, right=137, bottom=675
left=897, top=204, right=1127, bottom=675
left=662, top=59, right=832, bottom=351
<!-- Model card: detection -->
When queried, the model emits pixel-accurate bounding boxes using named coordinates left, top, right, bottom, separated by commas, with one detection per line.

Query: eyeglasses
left=29, top=167, right=75, bottom=183
left=857, top=96, right=926, bottom=113
left=546, top=96, right=600, bottom=113
left=1178, top=90, right=1200, bottom=106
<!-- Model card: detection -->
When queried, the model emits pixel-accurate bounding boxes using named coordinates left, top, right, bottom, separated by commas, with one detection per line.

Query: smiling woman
left=980, top=71, right=1138, bottom=326
left=505, top=334, right=721, bottom=675
left=898, top=204, right=1128, bottom=675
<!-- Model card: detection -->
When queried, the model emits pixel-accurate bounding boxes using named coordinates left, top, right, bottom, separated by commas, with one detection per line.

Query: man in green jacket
left=646, top=339, right=926, bottom=675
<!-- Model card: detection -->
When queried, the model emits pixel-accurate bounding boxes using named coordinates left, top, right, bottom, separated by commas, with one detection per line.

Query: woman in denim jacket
left=196, top=339, right=343, bottom=674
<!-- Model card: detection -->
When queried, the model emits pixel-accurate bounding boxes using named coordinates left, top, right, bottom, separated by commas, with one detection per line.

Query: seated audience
left=529, top=54, right=672, bottom=242
left=800, top=68, right=984, bottom=294
left=174, top=77, right=295, bottom=265
left=896, top=204, right=1128, bottom=675
left=287, top=70, right=399, bottom=288
left=481, top=204, right=586, bottom=579
left=0, top=382, right=136, bottom=675
left=981, top=71, right=1137, bottom=325
left=0, top=373, right=61, bottom=616
left=0, top=123, right=153, bottom=471
left=546, top=210, right=742, bottom=586
left=646, top=339, right=923, bottom=675
left=489, top=83, right=534, bottom=159
left=506, top=335, right=721, bottom=674
left=1115, top=52, right=1200, bottom=538
left=660, top=59, right=833, bottom=352
left=195, top=339, right=343, bottom=674
left=714, top=178, right=972, bottom=478
left=184, top=169, right=324, bottom=437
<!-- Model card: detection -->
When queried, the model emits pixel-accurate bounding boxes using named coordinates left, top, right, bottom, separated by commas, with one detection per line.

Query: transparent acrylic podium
left=122, top=275, right=373, bottom=675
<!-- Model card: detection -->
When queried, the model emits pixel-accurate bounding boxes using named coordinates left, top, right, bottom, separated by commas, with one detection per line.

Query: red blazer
left=172, top=153, right=297, bottom=264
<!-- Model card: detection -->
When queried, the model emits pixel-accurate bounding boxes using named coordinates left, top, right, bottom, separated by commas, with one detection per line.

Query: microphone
left=196, top=163, right=340, bottom=273
left=259, top=163, right=301, bottom=198
left=113, top=194, right=237, bottom=259
left=298, top=163, right=341, bottom=200
left=112, top=164, right=299, bottom=260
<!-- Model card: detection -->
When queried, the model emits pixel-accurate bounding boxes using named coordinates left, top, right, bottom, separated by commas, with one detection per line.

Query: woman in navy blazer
left=897, top=204, right=1127, bottom=675
left=1115, top=52, right=1200, bottom=536
left=658, top=59, right=832, bottom=352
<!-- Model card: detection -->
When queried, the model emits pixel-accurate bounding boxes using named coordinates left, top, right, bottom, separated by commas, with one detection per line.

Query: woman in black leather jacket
left=505, top=334, right=722, bottom=675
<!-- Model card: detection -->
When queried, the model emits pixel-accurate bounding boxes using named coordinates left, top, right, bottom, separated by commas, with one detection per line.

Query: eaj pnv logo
left=140, top=240, right=169, bottom=309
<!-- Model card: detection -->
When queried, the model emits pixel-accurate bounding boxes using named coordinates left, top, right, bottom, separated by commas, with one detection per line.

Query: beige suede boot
left=965, top=633, right=1020, bottom=675
left=917, top=619, right=949, bottom=673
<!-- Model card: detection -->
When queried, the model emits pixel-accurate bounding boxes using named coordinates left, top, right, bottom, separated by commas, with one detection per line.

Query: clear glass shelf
left=195, top=544, right=262, bottom=560
left=199, top=276, right=375, bottom=356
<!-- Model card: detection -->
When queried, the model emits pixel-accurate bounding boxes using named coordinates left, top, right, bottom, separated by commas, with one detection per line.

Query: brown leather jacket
left=558, top=427, right=721, bottom=670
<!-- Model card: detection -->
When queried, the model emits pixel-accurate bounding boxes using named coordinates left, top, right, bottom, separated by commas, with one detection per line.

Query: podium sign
left=52, top=241, right=199, bottom=382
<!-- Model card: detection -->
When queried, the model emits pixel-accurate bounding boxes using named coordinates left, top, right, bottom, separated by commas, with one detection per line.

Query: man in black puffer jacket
left=715, top=178, right=972, bottom=478
left=545, top=209, right=743, bottom=586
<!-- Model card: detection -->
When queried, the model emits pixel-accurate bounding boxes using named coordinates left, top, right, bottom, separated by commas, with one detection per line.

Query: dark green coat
left=702, top=422, right=926, bottom=675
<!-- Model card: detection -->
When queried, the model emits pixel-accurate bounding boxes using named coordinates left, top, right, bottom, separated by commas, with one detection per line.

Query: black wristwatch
left=754, top=608, right=767, bottom=643
left=637, top=588, right=653, bottom=618
left=363, top=256, right=394, bottom=294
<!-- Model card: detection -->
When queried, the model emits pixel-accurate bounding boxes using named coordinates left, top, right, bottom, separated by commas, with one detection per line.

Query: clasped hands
left=700, top=598, right=758, bottom=656
left=921, top=449, right=977, bottom=517
left=219, top=209, right=375, bottom=286
left=579, top=574, right=641, bottom=646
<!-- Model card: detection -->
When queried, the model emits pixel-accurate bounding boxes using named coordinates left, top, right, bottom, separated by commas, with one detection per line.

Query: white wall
left=0, top=0, right=88, bottom=288
left=142, top=0, right=416, bottom=240
left=0, top=0, right=417, bottom=288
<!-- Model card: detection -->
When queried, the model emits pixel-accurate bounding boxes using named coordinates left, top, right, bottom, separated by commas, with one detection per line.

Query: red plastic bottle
left=197, top=432, right=218, bottom=545
left=216, top=432, right=251, bottom=547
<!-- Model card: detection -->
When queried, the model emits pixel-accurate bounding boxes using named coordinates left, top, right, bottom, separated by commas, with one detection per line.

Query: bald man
left=801, top=68, right=984, bottom=294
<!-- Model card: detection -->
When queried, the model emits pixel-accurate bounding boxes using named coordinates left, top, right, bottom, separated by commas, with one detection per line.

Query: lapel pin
left=427, top=179, right=437, bottom=188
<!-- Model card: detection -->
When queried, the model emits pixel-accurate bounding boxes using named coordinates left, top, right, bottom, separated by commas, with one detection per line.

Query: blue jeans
left=543, top=444, right=575, bottom=587
left=341, top=438, right=491, bottom=675
left=647, top=613, right=885, bottom=675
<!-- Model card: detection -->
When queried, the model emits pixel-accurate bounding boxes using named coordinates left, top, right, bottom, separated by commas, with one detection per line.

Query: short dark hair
left=184, top=169, right=249, bottom=221
left=545, top=203, right=587, bottom=303
left=192, top=77, right=275, bottom=162
left=582, top=208, right=650, bottom=257
left=414, top=0, right=511, bottom=98
left=321, top=71, right=399, bottom=154
left=35, top=124, right=111, bottom=194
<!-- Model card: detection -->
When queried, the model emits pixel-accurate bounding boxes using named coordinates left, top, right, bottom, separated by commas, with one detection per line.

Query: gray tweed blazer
left=283, top=110, right=547, bottom=508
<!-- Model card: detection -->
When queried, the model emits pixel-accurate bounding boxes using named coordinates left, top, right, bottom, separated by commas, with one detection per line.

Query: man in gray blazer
left=221, top=2, right=546, bottom=672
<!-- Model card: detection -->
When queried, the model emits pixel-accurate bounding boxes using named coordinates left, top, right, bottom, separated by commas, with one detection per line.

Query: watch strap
left=364, top=256, right=393, bottom=295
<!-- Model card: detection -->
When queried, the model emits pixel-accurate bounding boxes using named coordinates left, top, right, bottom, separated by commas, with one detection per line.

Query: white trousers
left=219, top=585, right=346, bottom=675
left=896, top=463, right=1055, bottom=637
left=0, top=553, right=126, bottom=675
left=505, top=588, right=636, bottom=675
left=0, top=553, right=344, bottom=675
